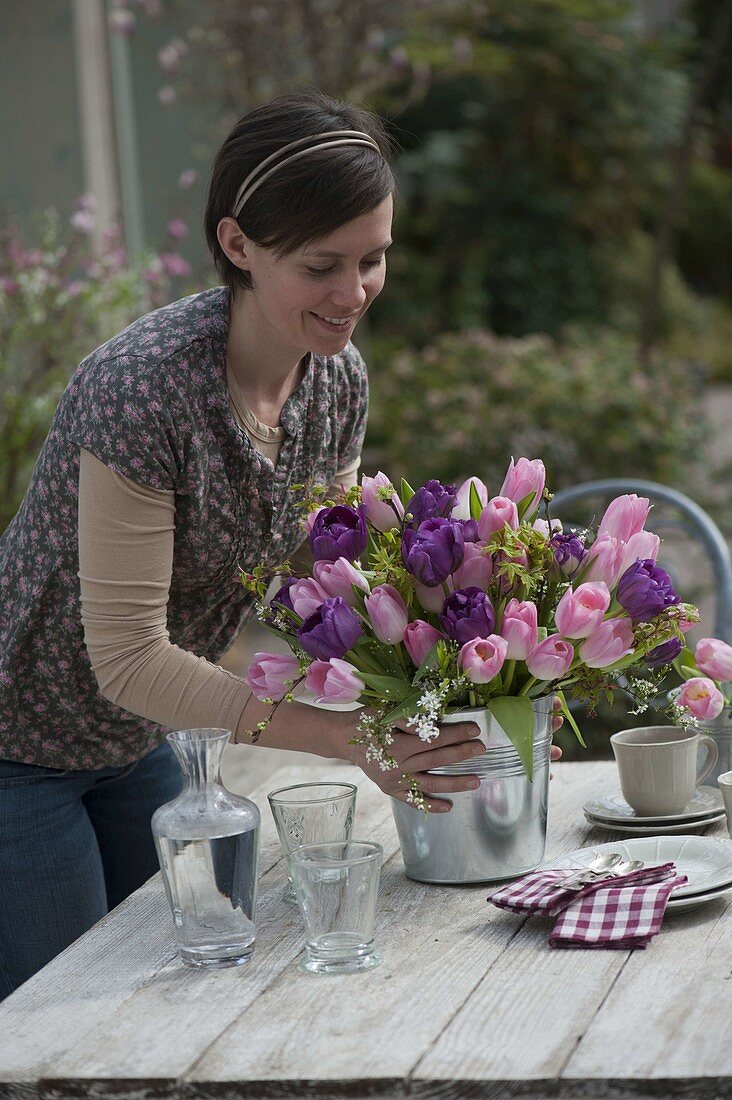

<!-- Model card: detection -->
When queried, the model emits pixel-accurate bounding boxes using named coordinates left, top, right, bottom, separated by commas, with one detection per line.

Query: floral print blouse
left=0, top=286, right=368, bottom=768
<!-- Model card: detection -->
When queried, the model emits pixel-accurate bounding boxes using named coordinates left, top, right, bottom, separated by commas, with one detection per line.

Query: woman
left=2, top=91, right=548, bottom=1000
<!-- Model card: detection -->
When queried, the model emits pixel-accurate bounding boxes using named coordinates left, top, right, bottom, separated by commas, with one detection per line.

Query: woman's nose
left=330, top=273, right=368, bottom=310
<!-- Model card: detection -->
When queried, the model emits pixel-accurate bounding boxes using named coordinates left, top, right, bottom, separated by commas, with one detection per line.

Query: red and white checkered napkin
left=487, top=863, right=688, bottom=949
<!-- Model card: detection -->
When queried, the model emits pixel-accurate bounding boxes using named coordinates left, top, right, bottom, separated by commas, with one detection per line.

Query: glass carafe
left=151, top=728, right=260, bottom=969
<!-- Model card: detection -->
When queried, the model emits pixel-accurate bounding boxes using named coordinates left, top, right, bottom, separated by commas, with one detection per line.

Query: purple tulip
left=297, top=597, right=363, bottom=660
left=457, top=518, right=481, bottom=543
left=310, top=504, right=367, bottom=563
left=402, top=517, right=465, bottom=587
left=646, top=636, right=683, bottom=668
left=616, top=559, right=680, bottom=623
left=550, top=532, right=587, bottom=578
left=405, top=480, right=458, bottom=527
left=439, top=586, right=496, bottom=645
left=270, top=577, right=297, bottom=614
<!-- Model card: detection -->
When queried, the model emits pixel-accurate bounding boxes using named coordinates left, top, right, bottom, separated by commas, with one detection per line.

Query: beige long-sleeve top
left=78, top=363, right=359, bottom=744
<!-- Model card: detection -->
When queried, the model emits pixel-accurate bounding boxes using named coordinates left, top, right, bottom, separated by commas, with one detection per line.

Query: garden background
left=2, top=0, right=732, bottom=758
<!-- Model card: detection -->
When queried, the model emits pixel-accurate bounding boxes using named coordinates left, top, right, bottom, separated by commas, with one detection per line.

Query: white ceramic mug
left=610, top=726, right=719, bottom=816
left=718, top=770, right=732, bottom=839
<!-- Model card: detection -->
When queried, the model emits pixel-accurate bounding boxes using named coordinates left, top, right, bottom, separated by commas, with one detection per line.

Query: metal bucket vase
left=391, top=696, right=553, bottom=884
left=699, top=707, right=732, bottom=787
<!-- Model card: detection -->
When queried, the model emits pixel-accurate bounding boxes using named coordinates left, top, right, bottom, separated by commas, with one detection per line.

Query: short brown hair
left=204, top=91, right=397, bottom=295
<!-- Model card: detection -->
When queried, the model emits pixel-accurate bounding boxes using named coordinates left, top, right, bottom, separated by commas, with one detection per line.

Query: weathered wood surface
left=0, top=761, right=729, bottom=1100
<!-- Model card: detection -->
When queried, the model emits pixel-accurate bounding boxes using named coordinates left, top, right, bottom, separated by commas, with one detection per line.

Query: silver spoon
left=561, top=852, right=623, bottom=888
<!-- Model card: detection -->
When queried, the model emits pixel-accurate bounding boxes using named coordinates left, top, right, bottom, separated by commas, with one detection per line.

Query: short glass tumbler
left=267, top=782, right=357, bottom=903
left=152, top=728, right=260, bottom=969
left=288, top=840, right=383, bottom=974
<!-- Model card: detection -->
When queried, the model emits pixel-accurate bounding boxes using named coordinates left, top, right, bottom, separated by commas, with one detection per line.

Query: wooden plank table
left=1, top=760, right=730, bottom=1099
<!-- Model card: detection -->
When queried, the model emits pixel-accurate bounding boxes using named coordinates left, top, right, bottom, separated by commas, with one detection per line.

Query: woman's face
left=239, top=194, right=393, bottom=356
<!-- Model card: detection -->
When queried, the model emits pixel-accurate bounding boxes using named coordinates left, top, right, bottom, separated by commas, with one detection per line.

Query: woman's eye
left=305, top=258, right=384, bottom=277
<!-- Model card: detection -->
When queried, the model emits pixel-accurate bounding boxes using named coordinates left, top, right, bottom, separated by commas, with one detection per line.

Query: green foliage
left=367, top=326, right=705, bottom=491
left=0, top=208, right=183, bottom=533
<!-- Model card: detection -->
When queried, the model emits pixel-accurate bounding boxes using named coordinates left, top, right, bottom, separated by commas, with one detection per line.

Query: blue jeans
left=0, top=740, right=183, bottom=1001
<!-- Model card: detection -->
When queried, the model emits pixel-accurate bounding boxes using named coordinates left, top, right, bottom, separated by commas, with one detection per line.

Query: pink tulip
left=452, top=541, right=493, bottom=589
left=403, top=620, right=443, bottom=667
left=500, top=599, right=539, bottom=660
left=246, top=652, right=301, bottom=701
left=555, top=582, right=611, bottom=639
left=695, top=638, right=732, bottom=682
left=598, top=494, right=651, bottom=543
left=415, top=580, right=448, bottom=614
left=458, top=635, right=508, bottom=683
left=313, top=557, right=370, bottom=605
left=290, top=577, right=329, bottom=619
left=677, top=676, right=724, bottom=720
left=305, top=658, right=365, bottom=705
left=583, top=533, right=625, bottom=588
left=361, top=471, right=404, bottom=532
left=526, top=636, right=574, bottom=680
left=304, top=506, right=326, bottom=534
left=477, top=496, right=519, bottom=540
left=499, top=457, right=546, bottom=517
left=533, top=518, right=561, bottom=538
left=452, top=476, right=488, bottom=520
left=579, top=618, right=635, bottom=669
left=617, top=530, right=660, bottom=578
left=365, top=584, right=409, bottom=644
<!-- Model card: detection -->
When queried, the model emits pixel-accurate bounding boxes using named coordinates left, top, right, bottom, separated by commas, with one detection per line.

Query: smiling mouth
left=310, top=312, right=358, bottom=331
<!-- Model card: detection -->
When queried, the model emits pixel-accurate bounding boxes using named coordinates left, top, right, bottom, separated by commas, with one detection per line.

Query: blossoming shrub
left=368, top=327, right=706, bottom=492
left=0, top=203, right=189, bottom=532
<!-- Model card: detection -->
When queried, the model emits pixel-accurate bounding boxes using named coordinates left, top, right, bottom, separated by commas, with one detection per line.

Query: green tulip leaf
left=469, top=480, right=484, bottom=521
left=487, top=695, right=535, bottom=780
left=357, top=672, right=414, bottom=702
left=399, top=478, right=416, bottom=507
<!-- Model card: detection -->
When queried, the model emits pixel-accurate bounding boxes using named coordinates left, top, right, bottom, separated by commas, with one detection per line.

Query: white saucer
left=546, top=835, right=732, bottom=898
left=584, top=787, right=723, bottom=825
left=666, top=881, right=732, bottom=913
left=583, top=810, right=727, bottom=835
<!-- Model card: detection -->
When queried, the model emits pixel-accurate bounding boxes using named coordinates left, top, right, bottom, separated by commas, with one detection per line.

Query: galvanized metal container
left=391, top=697, right=553, bottom=884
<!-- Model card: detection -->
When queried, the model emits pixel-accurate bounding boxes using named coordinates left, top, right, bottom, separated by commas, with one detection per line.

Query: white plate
left=584, top=787, right=723, bottom=825
left=546, top=835, right=732, bottom=898
left=583, top=810, right=727, bottom=836
left=666, top=881, right=732, bottom=913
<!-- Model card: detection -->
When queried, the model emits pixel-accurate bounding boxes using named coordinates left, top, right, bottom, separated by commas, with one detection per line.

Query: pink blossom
left=533, top=518, right=561, bottom=538
left=526, top=636, right=574, bottom=680
left=583, top=533, right=625, bottom=588
left=167, top=218, right=188, bottom=240
left=313, top=558, right=369, bottom=605
left=70, top=210, right=95, bottom=234
left=0, top=278, right=19, bottom=295
left=304, top=506, right=326, bottom=534
left=477, top=496, right=518, bottom=540
left=246, top=652, right=301, bottom=700
left=158, top=85, right=177, bottom=106
left=458, top=635, right=508, bottom=683
left=452, top=541, right=493, bottom=589
left=160, top=252, right=191, bottom=278
left=579, top=618, right=635, bottom=669
left=414, top=580, right=447, bottom=614
left=109, top=9, right=135, bottom=35
left=555, top=582, right=611, bottom=639
left=365, top=584, right=408, bottom=644
left=290, top=577, right=329, bottom=619
left=616, top=530, right=660, bottom=577
left=361, top=471, right=404, bottom=532
left=403, top=620, right=442, bottom=667
left=500, top=599, right=538, bottom=660
left=598, top=494, right=651, bottom=543
left=178, top=169, right=198, bottom=189
left=695, top=638, right=732, bottom=682
left=677, top=676, right=725, bottom=720
left=452, top=477, right=488, bottom=520
left=305, top=658, right=364, bottom=705
left=499, top=457, right=546, bottom=517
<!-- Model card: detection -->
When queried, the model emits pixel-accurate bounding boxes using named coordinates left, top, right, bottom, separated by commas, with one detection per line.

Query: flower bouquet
left=241, top=457, right=699, bottom=812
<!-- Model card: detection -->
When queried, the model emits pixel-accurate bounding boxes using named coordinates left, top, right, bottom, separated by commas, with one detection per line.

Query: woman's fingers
left=550, top=744, right=562, bottom=761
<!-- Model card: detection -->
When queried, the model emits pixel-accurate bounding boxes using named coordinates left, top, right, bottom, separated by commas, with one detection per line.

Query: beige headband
left=231, top=129, right=382, bottom=220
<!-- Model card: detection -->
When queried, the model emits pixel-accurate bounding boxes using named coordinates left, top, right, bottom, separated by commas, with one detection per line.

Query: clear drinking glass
left=267, top=782, right=357, bottom=903
left=151, top=728, right=260, bottom=969
left=288, top=840, right=383, bottom=974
